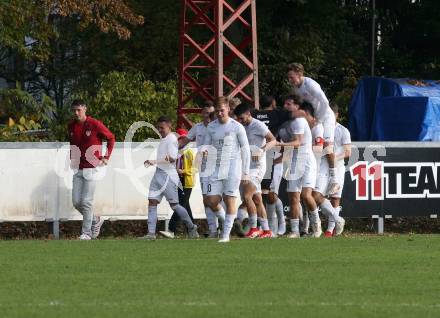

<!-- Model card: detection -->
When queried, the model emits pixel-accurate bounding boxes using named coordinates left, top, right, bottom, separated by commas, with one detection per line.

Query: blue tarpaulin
left=348, top=77, right=440, bottom=141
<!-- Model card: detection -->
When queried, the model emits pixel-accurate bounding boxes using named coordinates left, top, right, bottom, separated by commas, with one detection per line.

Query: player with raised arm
left=276, top=95, right=322, bottom=238
left=325, top=103, right=351, bottom=237
left=234, top=103, right=277, bottom=238
left=178, top=102, right=220, bottom=238
left=203, top=96, right=251, bottom=243
left=141, top=116, right=199, bottom=240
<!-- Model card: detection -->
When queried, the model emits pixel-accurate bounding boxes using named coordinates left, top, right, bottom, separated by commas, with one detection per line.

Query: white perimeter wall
left=0, top=142, right=209, bottom=222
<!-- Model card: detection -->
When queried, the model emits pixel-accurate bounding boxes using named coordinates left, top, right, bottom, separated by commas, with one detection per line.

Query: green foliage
left=0, top=87, right=56, bottom=141
left=78, top=71, right=177, bottom=141
left=0, top=0, right=144, bottom=61
left=0, top=86, right=56, bottom=125
left=2, top=0, right=440, bottom=131
left=0, top=116, right=42, bottom=141
left=0, top=0, right=55, bottom=60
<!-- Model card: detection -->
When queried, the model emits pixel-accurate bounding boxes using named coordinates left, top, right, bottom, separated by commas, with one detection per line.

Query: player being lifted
left=287, top=63, right=344, bottom=235
left=142, top=116, right=199, bottom=240
left=325, top=103, right=351, bottom=237
left=276, top=95, right=322, bottom=238
left=234, top=103, right=277, bottom=238
left=178, top=102, right=221, bottom=238
left=287, top=63, right=339, bottom=193
left=202, top=96, right=251, bottom=243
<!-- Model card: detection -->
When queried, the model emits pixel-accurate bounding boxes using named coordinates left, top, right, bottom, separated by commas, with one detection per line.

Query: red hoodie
left=68, top=116, right=115, bottom=169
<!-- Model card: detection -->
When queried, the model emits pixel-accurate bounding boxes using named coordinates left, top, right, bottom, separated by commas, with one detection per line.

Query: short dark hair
left=203, top=100, right=214, bottom=108
left=330, top=103, right=339, bottom=113
left=234, top=103, right=252, bottom=116
left=299, top=101, right=315, bottom=117
left=287, top=63, right=304, bottom=74
left=71, top=99, right=86, bottom=108
left=260, top=95, right=275, bottom=109
left=284, top=94, right=302, bottom=105
left=157, top=116, right=172, bottom=124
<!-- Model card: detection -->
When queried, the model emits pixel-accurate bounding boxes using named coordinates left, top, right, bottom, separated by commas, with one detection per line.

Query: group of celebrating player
left=143, top=63, right=352, bottom=243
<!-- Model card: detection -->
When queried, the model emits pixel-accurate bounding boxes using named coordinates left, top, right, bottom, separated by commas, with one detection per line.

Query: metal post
left=372, top=215, right=384, bottom=234
left=371, top=0, right=376, bottom=76
left=52, top=220, right=60, bottom=239
left=377, top=217, right=384, bottom=234
left=250, top=0, right=259, bottom=109
left=178, top=0, right=260, bottom=126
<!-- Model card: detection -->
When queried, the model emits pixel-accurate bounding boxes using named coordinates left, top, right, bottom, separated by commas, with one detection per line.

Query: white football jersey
left=334, top=123, right=351, bottom=166
left=187, top=122, right=208, bottom=148
left=244, top=118, right=269, bottom=178
left=291, top=77, right=333, bottom=122
left=203, top=118, right=250, bottom=180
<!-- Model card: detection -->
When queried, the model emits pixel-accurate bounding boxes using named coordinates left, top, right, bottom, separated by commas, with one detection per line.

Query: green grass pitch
left=1, top=235, right=440, bottom=318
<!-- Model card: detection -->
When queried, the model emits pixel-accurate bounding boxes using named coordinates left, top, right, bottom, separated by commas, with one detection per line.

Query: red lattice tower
left=178, top=0, right=259, bottom=128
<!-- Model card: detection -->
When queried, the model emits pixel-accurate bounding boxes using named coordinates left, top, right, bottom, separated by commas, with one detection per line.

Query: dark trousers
left=169, top=177, right=194, bottom=233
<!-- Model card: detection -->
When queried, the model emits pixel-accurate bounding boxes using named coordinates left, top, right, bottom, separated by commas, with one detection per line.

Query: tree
left=77, top=71, right=177, bottom=141
left=0, top=0, right=144, bottom=61
left=0, top=86, right=56, bottom=141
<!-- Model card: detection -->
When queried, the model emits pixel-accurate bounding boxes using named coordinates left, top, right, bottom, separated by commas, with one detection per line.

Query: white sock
left=301, top=210, right=310, bottom=233
left=258, top=217, right=270, bottom=231
left=237, top=208, right=248, bottom=223
left=266, top=203, right=276, bottom=217
left=248, top=213, right=258, bottom=228
left=221, top=213, right=236, bottom=240
left=320, top=199, right=340, bottom=222
left=327, top=206, right=340, bottom=232
left=147, top=205, right=158, bottom=235
left=205, top=206, right=218, bottom=234
left=299, top=204, right=303, bottom=221
left=275, top=199, right=284, bottom=219
left=290, top=219, right=300, bottom=233
left=266, top=203, right=277, bottom=232
left=172, top=204, right=195, bottom=229
left=309, top=208, right=320, bottom=224
left=275, top=199, right=285, bottom=228
left=216, top=207, right=226, bottom=224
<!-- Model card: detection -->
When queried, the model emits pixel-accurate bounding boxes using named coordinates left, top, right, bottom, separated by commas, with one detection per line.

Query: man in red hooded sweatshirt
left=68, top=99, right=115, bottom=240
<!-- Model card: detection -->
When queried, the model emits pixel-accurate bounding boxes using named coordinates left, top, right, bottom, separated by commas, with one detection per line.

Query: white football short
left=148, top=169, right=179, bottom=204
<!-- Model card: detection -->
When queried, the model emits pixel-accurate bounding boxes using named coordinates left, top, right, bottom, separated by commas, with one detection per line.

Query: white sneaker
left=91, top=216, right=105, bottom=239
left=139, top=233, right=156, bottom=240
left=159, top=231, right=175, bottom=239
left=335, top=217, right=345, bottom=236
left=188, top=225, right=199, bottom=239
left=79, top=234, right=91, bottom=240
left=311, top=222, right=322, bottom=238
left=277, top=219, right=286, bottom=236
left=287, top=232, right=300, bottom=239
left=218, top=237, right=230, bottom=243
